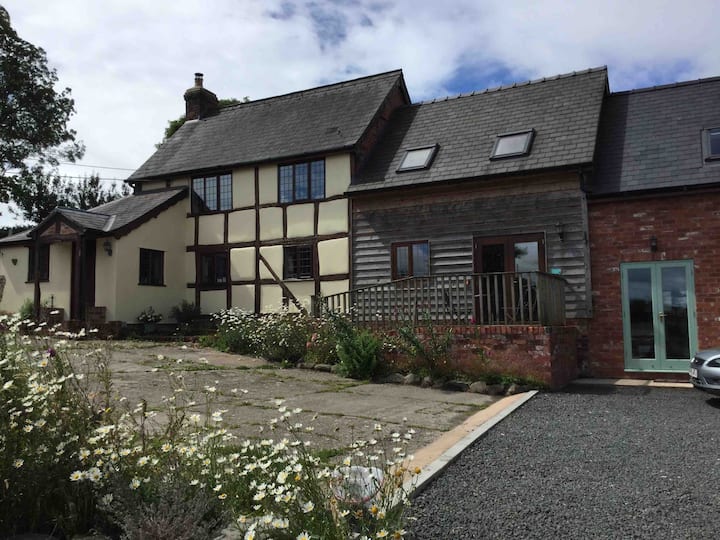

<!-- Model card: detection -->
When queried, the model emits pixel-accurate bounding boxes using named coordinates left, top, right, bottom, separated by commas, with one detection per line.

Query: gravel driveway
left=409, top=386, right=720, bottom=539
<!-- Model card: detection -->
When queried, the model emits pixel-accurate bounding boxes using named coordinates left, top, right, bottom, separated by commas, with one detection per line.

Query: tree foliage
left=158, top=97, right=248, bottom=146
left=0, top=6, right=84, bottom=202
left=11, top=172, right=131, bottom=224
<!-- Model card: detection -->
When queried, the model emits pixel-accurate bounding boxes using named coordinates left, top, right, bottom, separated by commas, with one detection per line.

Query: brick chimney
left=184, top=72, right=219, bottom=120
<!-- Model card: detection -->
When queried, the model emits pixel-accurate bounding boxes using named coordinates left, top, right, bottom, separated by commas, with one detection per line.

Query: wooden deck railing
left=316, top=272, right=566, bottom=327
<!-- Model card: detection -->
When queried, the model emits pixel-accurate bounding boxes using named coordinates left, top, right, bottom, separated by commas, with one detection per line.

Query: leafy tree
left=158, top=97, right=248, bottom=146
left=11, top=173, right=131, bottom=223
left=0, top=6, right=84, bottom=202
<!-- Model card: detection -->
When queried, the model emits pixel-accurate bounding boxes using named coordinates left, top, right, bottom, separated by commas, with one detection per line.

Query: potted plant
left=137, top=306, right=163, bottom=334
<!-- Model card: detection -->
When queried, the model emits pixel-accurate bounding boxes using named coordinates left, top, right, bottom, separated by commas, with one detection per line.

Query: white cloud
left=2, top=0, right=719, bottom=227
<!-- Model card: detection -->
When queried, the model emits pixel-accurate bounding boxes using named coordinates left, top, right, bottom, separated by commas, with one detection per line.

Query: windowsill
left=278, top=197, right=325, bottom=205
left=25, top=279, right=49, bottom=284
left=198, top=283, right=227, bottom=290
left=138, top=283, right=166, bottom=287
left=704, top=156, right=720, bottom=162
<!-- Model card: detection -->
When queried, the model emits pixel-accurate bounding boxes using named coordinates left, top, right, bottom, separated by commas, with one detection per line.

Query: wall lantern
left=103, top=239, right=113, bottom=256
left=11, top=258, right=18, bottom=266
left=556, top=222, right=565, bottom=242
left=650, top=236, right=658, bottom=252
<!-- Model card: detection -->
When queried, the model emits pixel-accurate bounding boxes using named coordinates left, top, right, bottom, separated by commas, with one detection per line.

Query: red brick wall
left=587, top=191, right=720, bottom=378
left=385, top=324, right=578, bottom=389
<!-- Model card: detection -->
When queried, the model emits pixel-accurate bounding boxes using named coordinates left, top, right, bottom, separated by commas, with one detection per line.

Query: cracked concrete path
left=74, top=341, right=498, bottom=455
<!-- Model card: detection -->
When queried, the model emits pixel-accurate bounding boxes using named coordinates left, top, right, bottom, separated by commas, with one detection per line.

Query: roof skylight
left=397, top=145, right=438, bottom=172
left=491, top=129, right=535, bottom=159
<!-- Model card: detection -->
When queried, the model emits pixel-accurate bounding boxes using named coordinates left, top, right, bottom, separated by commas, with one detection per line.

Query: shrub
left=170, top=300, right=201, bottom=325
left=212, top=307, right=312, bottom=364
left=396, top=312, right=454, bottom=379
left=336, top=328, right=381, bottom=380
left=18, top=298, right=34, bottom=320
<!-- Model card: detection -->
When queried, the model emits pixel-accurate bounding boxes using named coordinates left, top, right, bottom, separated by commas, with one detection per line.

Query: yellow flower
left=370, top=504, right=379, bottom=516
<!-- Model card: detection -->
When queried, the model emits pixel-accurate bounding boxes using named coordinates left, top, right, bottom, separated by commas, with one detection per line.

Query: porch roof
left=0, top=187, right=187, bottom=245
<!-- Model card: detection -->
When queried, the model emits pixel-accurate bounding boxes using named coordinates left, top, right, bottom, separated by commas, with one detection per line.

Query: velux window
left=139, top=248, right=164, bottom=286
left=491, top=129, right=535, bottom=159
left=192, top=173, right=232, bottom=213
left=704, top=128, right=720, bottom=161
left=279, top=160, right=325, bottom=203
left=391, top=241, right=430, bottom=280
left=284, top=245, right=313, bottom=279
left=397, top=145, right=438, bottom=172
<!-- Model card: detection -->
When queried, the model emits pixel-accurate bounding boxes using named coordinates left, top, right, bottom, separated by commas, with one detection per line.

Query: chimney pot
left=194, top=72, right=204, bottom=88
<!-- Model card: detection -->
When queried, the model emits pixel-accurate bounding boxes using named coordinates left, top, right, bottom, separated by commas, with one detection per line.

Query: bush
left=170, top=300, right=201, bottom=325
left=336, top=328, right=381, bottom=380
left=18, top=298, right=34, bottom=320
left=396, top=312, right=454, bottom=379
left=212, top=307, right=311, bottom=364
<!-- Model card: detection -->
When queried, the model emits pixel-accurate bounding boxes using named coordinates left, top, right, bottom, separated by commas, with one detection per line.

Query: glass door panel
left=621, top=261, right=696, bottom=372
left=627, top=267, right=655, bottom=359
left=661, top=266, right=690, bottom=360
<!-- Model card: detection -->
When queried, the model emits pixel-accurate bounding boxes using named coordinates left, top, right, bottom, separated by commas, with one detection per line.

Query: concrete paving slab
left=71, top=341, right=501, bottom=457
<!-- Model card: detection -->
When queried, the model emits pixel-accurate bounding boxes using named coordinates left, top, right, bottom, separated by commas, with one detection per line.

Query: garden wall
left=387, top=324, right=579, bottom=390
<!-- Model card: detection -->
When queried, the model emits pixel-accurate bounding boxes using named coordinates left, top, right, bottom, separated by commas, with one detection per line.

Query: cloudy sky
left=3, top=0, right=719, bottom=226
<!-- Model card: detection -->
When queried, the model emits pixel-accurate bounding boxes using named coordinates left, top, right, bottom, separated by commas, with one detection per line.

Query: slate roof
left=0, top=187, right=187, bottom=245
left=349, top=67, right=608, bottom=193
left=592, top=76, right=720, bottom=195
left=128, top=70, right=407, bottom=182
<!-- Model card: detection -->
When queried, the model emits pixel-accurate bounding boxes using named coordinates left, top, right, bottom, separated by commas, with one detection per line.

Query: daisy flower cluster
left=0, top=313, right=419, bottom=539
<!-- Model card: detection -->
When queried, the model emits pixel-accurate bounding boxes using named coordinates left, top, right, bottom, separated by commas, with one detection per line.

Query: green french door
left=621, top=261, right=697, bottom=372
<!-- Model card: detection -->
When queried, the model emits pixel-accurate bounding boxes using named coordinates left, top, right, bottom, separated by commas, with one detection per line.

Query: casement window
left=703, top=128, right=720, bottom=162
left=283, top=245, right=313, bottom=279
left=490, top=129, right=535, bottom=159
left=27, top=244, right=50, bottom=282
left=397, top=145, right=438, bottom=172
left=199, top=252, right=228, bottom=287
left=278, top=160, right=325, bottom=203
left=391, top=241, right=430, bottom=280
left=139, top=248, right=164, bottom=286
left=191, top=173, right=232, bottom=213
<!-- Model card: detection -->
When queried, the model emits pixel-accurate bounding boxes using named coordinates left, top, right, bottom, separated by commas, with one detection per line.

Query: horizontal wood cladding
left=352, top=182, right=591, bottom=319
left=353, top=170, right=580, bottom=211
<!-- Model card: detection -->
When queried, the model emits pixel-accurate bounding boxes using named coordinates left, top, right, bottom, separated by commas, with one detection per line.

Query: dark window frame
left=391, top=240, right=430, bottom=280
left=397, top=144, right=439, bottom=172
left=473, top=233, right=546, bottom=274
left=138, top=248, right=165, bottom=286
left=283, top=244, right=314, bottom=280
left=27, top=244, right=50, bottom=282
left=199, top=252, right=229, bottom=289
left=490, top=129, right=535, bottom=160
left=703, top=127, right=720, bottom=162
left=278, top=159, right=326, bottom=204
left=191, top=172, right=233, bottom=214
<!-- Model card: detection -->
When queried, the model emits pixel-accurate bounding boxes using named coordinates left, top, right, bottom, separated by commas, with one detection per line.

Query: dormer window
left=703, top=128, right=720, bottom=162
left=491, top=129, right=535, bottom=159
left=397, top=145, right=438, bottom=172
